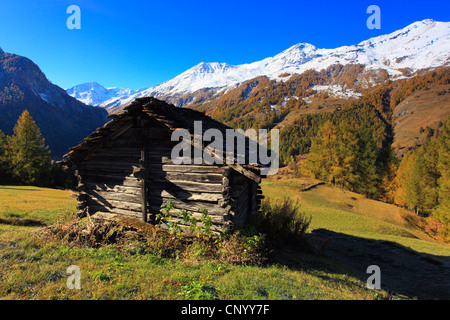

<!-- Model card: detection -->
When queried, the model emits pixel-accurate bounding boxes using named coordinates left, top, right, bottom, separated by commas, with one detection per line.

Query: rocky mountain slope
left=0, top=50, right=108, bottom=159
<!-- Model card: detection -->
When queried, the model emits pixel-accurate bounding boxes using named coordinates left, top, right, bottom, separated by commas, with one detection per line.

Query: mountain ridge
left=66, top=82, right=137, bottom=107
left=0, top=51, right=109, bottom=159
left=68, top=19, right=449, bottom=110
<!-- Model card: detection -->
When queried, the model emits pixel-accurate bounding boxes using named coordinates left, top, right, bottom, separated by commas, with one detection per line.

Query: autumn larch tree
left=7, top=110, right=51, bottom=186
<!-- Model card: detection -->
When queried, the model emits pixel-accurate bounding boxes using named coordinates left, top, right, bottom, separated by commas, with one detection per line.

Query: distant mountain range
left=0, top=48, right=108, bottom=159
left=1, top=19, right=448, bottom=160
left=67, top=19, right=449, bottom=111
left=66, top=82, right=137, bottom=108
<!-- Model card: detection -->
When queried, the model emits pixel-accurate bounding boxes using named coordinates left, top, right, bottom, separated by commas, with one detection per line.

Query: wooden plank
left=95, top=147, right=141, bottom=155
left=150, top=180, right=222, bottom=193
left=83, top=177, right=141, bottom=188
left=110, top=139, right=142, bottom=148
left=145, top=140, right=178, bottom=148
left=81, top=171, right=137, bottom=179
left=82, top=190, right=141, bottom=203
left=233, top=191, right=249, bottom=227
left=147, top=197, right=224, bottom=216
left=147, top=155, right=226, bottom=166
left=146, top=148, right=174, bottom=156
left=230, top=183, right=249, bottom=200
left=147, top=189, right=222, bottom=202
left=88, top=153, right=140, bottom=162
left=144, top=155, right=173, bottom=164
left=86, top=198, right=142, bottom=212
left=236, top=186, right=249, bottom=210
left=88, top=205, right=141, bottom=218
left=229, top=164, right=261, bottom=183
left=84, top=184, right=141, bottom=194
left=110, top=122, right=134, bottom=140
left=85, top=161, right=139, bottom=170
left=141, top=136, right=148, bottom=223
left=150, top=172, right=223, bottom=184
left=80, top=169, right=137, bottom=178
left=222, top=176, right=230, bottom=188
left=149, top=164, right=224, bottom=173
left=231, top=174, right=249, bottom=184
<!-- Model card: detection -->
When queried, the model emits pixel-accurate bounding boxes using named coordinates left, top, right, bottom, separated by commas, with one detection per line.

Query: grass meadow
left=1, top=181, right=449, bottom=300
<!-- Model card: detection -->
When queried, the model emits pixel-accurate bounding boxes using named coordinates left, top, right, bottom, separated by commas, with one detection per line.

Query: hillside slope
left=0, top=51, right=108, bottom=158
left=261, top=177, right=450, bottom=299
left=392, top=83, right=450, bottom=155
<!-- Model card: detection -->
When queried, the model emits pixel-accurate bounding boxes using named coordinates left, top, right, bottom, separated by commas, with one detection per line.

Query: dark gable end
left=64, top=97, right=262, bottom=182
left=63, top=97, right=263, bottom=232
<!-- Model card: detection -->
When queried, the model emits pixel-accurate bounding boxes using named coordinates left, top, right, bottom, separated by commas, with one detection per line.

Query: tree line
left=302, top=114, right=449, bottom=239
left=0, top=110, right=75, bottom=188
left=299, top=68, right=449, bottom=239
left=388, top=118, right=449, bottom=238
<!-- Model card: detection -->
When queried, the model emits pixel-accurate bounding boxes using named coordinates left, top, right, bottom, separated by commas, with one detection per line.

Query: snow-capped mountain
left=69, top=19, right=450, bottom=110
left=66, top=82, right=137, bottom=108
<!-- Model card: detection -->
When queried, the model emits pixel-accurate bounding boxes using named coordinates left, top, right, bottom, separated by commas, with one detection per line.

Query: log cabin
left=63, top=97, right=265, bottom=233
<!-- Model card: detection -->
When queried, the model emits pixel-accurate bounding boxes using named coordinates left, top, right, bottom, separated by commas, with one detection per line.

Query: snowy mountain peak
left=68, top=19, right=450, bottom=109
left=269, top=42, right=321, bottom=67
left=66, top=82, right=136, bottom=107
left=192, top=62, right=234, bottom=73
left=285, top=43, right=318, bottom=53
left=68, top=82, right=107, bottom=94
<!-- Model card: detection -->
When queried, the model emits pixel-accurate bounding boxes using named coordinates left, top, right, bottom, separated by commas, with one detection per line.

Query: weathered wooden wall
left=76, top=125, right=143, bottom=219
left=75, top=118, right=259, bottom=233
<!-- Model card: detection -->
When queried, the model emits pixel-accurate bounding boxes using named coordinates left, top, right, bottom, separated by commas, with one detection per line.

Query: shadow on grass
left=0, top=216, right=46, bottom=227
left=272, top=229, right=450, bottom=300
left=0, top=186, right=41, bottom=191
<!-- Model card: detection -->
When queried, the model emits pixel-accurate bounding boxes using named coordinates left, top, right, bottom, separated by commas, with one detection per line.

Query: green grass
left=0, top=186, right=76, bottom=225
left=0, top=231, right=385, bottom=300
left=261, top=178, right=450, bottom=261
left=1, top=181, right=449, bottom=300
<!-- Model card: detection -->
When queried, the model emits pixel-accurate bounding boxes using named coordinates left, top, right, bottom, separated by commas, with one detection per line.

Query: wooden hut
left=63, top=97, right=264, bottom=233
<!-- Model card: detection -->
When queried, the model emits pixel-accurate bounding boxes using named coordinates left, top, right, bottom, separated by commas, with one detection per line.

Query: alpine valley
left=1, top=13, right=450, bottom=302
left=1, top=19, right=449, bottom=160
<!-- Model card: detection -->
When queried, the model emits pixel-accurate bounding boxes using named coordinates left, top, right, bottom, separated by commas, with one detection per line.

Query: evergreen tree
left=405, top=149, right=427, bottom=215
left=433, top=117, right=450, bottom=236
left=0, top=129, right=13, bottom=184
left=305, top=121, right=382, bottom=198
left=393, top=151, right=416, bottom=208
left=7, top=110, right=51, bottom=186
left=353, top=124, right=380, bottom=198
left=416, top=141, right=440, bottom=214
left=304, top=121, right=339, bottom=182
left=393, top=125, right=443, bottom=216
left=398, top=142, right=440, bottom=216
left=334, top=122, right=359, bottom=189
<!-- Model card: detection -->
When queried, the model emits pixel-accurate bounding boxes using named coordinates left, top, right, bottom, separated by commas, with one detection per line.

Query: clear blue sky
left=0, top=0, right=448, bottom=90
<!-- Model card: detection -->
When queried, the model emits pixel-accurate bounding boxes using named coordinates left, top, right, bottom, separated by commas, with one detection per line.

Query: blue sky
left=0, top=0, right=449, bottom=90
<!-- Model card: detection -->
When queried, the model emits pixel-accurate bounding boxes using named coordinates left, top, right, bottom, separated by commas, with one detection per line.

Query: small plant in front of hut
left=198, top=208, right=213, bottom=241
left=156, top=200, right=214, bottom=240
left=156, top=199, right=182, bottom=237
left=156, top=198, right=174, bottom=223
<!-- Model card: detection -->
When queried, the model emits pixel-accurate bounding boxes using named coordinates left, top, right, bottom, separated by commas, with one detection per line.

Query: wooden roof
left=63, top=97, right=263, bottom=181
